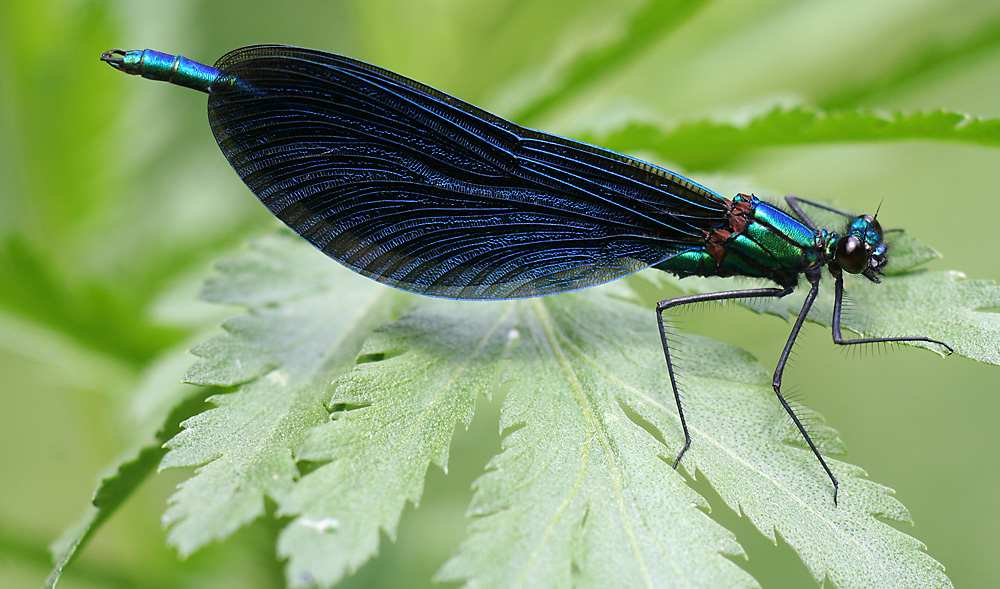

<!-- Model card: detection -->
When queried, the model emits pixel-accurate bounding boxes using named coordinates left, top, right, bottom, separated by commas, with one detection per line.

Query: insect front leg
left=829, top=267, right=953, bottom=353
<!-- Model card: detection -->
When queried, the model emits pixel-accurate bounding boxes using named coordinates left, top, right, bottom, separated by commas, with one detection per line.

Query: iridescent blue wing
left=208, top=45, right=726, bottom=300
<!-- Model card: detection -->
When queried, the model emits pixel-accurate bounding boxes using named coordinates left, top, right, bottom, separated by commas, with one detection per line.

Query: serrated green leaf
left=436, top=293, right=753, bottom=588
left=631, top=223, right=999, bottom=588
left=879, top=232, right=941, bottom=276
left=44, top=390, right=209, bottom=589
left=427, top=286, right=954, bottom=589
left=167, top=224, right=978, bottom=588
left=275, top=301, right=517, bottom=587
left=592, top=108, right=1000, bottom=171
left=159, top=235, right=403, bottom=557
left=636, top=330, right=952, bottom=589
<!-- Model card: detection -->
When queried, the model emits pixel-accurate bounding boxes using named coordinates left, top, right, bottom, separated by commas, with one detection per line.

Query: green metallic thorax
left=658, top=194, right=833, bottom=288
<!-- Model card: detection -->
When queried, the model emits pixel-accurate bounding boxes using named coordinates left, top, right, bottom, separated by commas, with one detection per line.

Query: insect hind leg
left=656, top=285, right=792, bottom=469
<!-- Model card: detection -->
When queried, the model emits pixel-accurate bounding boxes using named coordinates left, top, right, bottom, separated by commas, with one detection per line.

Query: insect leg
left=785, top=195, right=855, bottom=230
left=657, top=285, right=792, bottom=470
left=770, top=272, right=843, bottom=504
left=829, top=267, right=953, bottom=353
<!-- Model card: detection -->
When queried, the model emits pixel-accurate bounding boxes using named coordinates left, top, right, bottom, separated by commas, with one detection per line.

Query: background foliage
left=2, top=0, right=999, bottom=587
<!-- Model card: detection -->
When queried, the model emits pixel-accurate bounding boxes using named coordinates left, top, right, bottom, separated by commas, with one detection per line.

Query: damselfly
left=102, top=45, right=952, bottom=503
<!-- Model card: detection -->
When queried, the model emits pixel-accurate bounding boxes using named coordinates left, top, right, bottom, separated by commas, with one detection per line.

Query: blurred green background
left=2, top=0, right=998, bottom=587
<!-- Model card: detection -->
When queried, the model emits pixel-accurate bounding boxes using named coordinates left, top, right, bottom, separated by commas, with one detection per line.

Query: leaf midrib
left=520, top=299, right=658, bottom=589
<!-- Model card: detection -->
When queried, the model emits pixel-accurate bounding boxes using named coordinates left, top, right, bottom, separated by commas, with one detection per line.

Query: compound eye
left=837, top=236, right=867, bottom=274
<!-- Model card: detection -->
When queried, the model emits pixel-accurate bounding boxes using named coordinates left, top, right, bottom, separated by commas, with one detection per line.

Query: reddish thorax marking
left=704, top=195, right=754, bottom=265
